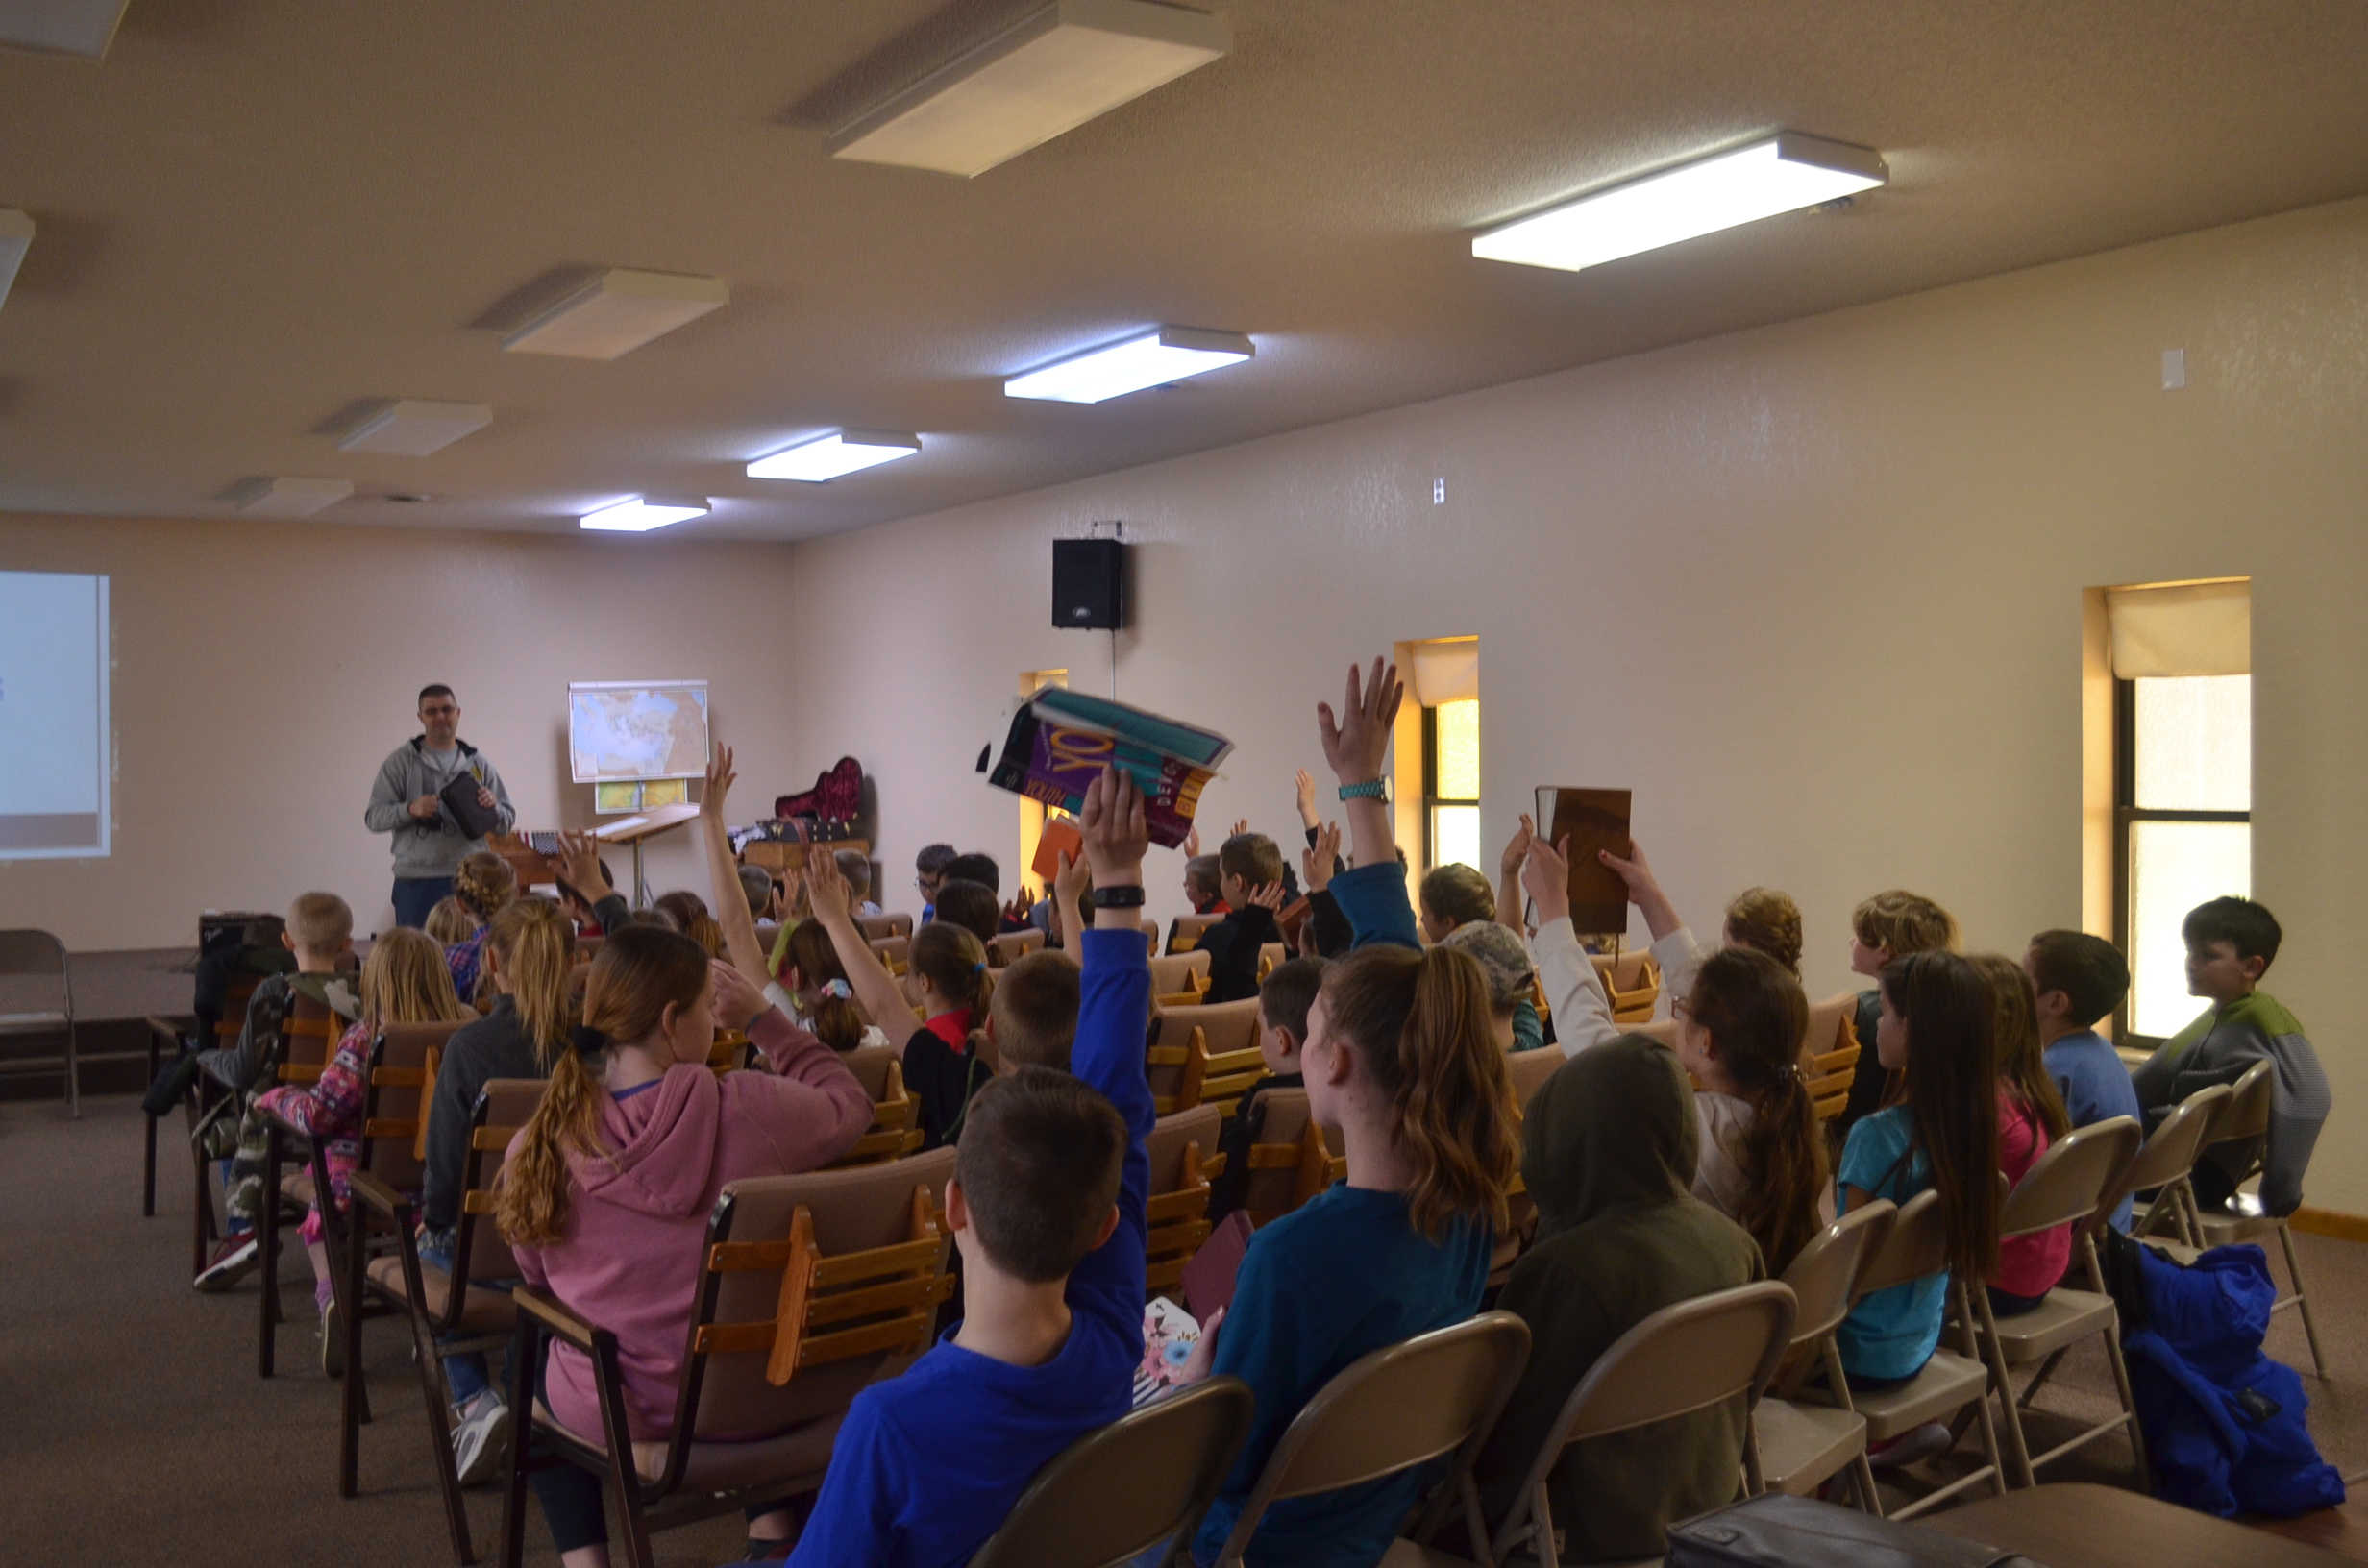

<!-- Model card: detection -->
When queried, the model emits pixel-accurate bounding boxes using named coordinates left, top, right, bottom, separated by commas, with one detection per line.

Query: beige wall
left=783, top=197, right=2368, bottom=1207
left=0, top=517, right=802, bottom=949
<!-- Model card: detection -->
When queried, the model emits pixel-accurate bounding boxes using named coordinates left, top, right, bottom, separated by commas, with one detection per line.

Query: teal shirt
left=1834, top=1106, right=1946, bottom=1381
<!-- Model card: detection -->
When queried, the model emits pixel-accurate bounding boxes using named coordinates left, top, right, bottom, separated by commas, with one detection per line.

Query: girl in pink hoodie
left=499, top=922, right=874, bottom=1568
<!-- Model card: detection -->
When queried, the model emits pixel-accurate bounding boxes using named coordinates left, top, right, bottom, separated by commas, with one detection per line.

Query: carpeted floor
left=6, top=1094, right=2361, bottom=1566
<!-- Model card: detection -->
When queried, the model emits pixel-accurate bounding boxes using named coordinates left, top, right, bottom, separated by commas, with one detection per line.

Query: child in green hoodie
left=2132, top=896, right=2329, bottom=1216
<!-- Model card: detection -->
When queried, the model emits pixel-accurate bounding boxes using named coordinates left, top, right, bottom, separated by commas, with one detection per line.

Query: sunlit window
left=1425, top=697, right=1480, bottom=871
left=2122, top=674, right=2251, bottom=1037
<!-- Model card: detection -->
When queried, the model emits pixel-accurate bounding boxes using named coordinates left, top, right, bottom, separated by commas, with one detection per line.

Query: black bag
left=439, top=768, right=502, bottom=840
left=1666, top=1495, right=2036, bottom=1568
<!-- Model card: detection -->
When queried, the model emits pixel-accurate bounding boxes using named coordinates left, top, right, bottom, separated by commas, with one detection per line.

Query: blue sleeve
left=786, top=1393, right=905, bottom=1568
left=1208, top=1231, right=1328, bottom=1494
left=1327, top=862, right=1420, bottom=951
left=1836, top=1112, right=1907, bottom=1201
left=1069, top=928, right=1153, bottom=1305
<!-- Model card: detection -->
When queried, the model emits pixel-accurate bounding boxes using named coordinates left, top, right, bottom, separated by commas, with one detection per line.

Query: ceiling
left=2, top=0, right=2365, bottom=541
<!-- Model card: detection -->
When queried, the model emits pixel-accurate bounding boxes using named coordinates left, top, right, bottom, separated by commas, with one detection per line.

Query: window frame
left=2110, top=674, right=2250, bottom=1043
left=1420, top=701, right=1480, bottom=873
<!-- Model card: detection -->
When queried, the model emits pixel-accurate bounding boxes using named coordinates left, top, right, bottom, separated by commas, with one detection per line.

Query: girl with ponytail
left=1176, top=657, right=1521, bottom=1568
left=500, top=920, right=872, bottom=1568
left=1675, top=946, right=1829, bottom=1272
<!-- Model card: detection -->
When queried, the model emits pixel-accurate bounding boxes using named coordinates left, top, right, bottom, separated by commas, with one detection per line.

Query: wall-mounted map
left=567, top=680, right=710, bottom=782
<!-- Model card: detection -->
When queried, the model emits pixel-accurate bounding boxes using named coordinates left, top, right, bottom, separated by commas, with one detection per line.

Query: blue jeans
left=421, top=1237, right=512, bottom=1406
left=393, top=876, right=456, bottom=930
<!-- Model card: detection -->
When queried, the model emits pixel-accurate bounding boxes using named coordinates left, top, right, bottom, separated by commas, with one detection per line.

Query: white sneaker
left=453, top=1393, right=511, bottom=1487
left=194, top=1234, right=259, bottom=1291
left=318, top=1299, right=344, bottom=1379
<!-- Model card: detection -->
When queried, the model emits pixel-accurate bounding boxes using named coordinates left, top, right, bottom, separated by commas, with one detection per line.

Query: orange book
left=1030, top=817, right=1084, bottom=881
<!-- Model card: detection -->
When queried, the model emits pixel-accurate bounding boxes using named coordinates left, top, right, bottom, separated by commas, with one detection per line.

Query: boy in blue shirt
left=788, top=769, right=1154, bottom=1568
left=2024, top=929, right=2143, bottom=1230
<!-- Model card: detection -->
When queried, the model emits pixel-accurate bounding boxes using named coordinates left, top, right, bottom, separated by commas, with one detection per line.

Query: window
left=2107, top=580, right=2251, bottom=1040
left=1423, top=698, right=1481, bottom=872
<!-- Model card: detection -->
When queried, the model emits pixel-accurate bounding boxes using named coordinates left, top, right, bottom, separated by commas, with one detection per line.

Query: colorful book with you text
left=983, top=689, right=1231, bottom=848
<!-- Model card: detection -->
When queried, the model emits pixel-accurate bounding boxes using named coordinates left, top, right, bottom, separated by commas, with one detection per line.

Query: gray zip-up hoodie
left=363, top=735, right=517, bottom=879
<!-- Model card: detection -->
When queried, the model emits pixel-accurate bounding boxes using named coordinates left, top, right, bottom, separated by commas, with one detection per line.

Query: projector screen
left=0, top=572, right=111, bottom=859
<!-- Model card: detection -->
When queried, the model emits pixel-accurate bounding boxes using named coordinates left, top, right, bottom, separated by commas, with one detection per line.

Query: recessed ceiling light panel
left=0, top=208, right=31, bottom=311
left=1472, top=132, right=1887, bottom=273
left=1004, top=327, right=1253, bottom=404
left=338, top=399, right=493, bottom=455
left=0, top=0, right=129, bottom=59
left=229, top=477, right=354, bottom=518
left=746, top=429, right=923, bottom=482
left=828, top=0, right=1229, bottom=178
left=580, top=496, right=709, bottom=532
left=503, top=268, right=729, bottom=360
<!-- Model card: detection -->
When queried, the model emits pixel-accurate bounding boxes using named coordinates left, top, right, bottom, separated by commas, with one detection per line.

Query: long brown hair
left=359, top=929, right=471, bottom=1028
left=1320, top=944, right=1518, bottom=1239
left=498, top=925, right=711, bottom=1246
left=654, top=890, right=726, bottom=958
left=1721, top=888, right=1804, bottom=977
left=1689, top=947, right=1823, bottom=1272
left=1879, top=951, right=2001, bottom=1284
left=1970, top=952, right=2071, bottom=1142
left=785, top=919, right=866, bottom=1051
left=910, top=920, right=996, bottom=1017
left=487, top=896, right=577, bottom=1069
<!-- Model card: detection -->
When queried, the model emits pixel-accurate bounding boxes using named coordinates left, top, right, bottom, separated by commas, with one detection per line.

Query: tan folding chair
left=2110, top=1082, right=2234, bottom=1247
left=1150, top=949, right=1214, bottom=1008
left=1829, top=1190, right=2006, bottom=1520
left=989, top=928, right=1046, bottom=965
left=1236, top=1088, right=1345, bottom=1227
left=705, top=1028, right=751, bottom=1076
left=971, top=1377, right=1258, bottom=1568
left=1488, top=1051, right=1569, bottom=1288
left=1591, top=950, right=1661, bottom=1023
left=871, top=933, right=911, bottom=975
left=2159, top=1061, right=2327, bottom=1379
left=1169, top=913, right=1223, bottom=955
left=0, top=927, right=76, bottom=1115
left=1802, top=994, right=1862, bottom=1123
left=498, top=1150, right=960, bottom=1568
left=1146, top=1106, right=1223, bottom=1299
left=856, top=912, right=913, bottom=942
left=1970, top=1117, right=2147, bottom=1490
left=1256, top=942, right=1287, bottom=982
left=1210, top=1311, right=1533, bottom=1568
left=1147, top=998, right=1263, bottom=1117
left=349, top=1076, right=541, bottom=1565
left=1486, top=1283, right=1794, bottom=1566
left=1755, top=1200, right=1897, bottom=1512
left=828, top=1043, right=925, bottom=1167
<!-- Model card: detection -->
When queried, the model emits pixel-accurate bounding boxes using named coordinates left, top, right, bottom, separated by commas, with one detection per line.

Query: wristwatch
left=1092, top=886, right=1147, bottom=908
left=1338, top=779, right=1388, bottom=801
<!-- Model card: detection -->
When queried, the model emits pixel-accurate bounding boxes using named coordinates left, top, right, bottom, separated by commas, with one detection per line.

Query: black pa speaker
left=1052, top=538, right=1127, bottom=630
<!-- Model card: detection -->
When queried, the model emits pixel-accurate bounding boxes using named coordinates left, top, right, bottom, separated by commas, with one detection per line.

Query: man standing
left=365, top=684, right=516, bottom=928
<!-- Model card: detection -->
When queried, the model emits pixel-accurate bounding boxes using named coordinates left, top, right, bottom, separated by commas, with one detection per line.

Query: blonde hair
left=287, top=891, right=354, bottom=953
left=487, top=896, right=578, bottom=1069
left=423, top=896, right=477, bottom=947
left=498, top=925, right=711, bottom=1247
left=359, top=928, right=471, bottom=1028
left=1852, top=890, right=1958, bottom=958
left=1320, top=944, right=1518, bottom=1239
left=1722, top=887, right=1804, bottom=977
left=455, top=852, right=519, bottom=922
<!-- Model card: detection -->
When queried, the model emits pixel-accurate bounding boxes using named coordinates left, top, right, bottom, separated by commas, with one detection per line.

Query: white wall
left=783, top=197, right=2368, bottom=1207
left=0, top=517, right=802, bottom=948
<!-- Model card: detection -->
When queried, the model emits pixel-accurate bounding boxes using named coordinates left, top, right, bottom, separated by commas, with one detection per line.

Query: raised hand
left=1295, top=768, right=1320, bottom=830
left=1229, top=817, right=1250, bottom=840
left=1522, top=835, right=1572, bottom=927
left=1079, top=766, right=1149, bottom=889
left=1180, top=822, right=1201, bottom=859
left=702, top=747, right=736, bottom=821
left=1317, top=656, right=1402, bottom=786
left=1598, top=838, right=1680, bottom=938
left=1301, top=821, right=1342, bottom=894
left=1246, top=881, right=1286, bottom=911
left=555, top=830, right=614, bottom=903
left=804, top=846, right=852, bottom=926
left=710, top=959, right=769, bottom=1033
left=1499, top=813, right=1535, bottom=877
left=1053, top=846, right=1090, bottom=913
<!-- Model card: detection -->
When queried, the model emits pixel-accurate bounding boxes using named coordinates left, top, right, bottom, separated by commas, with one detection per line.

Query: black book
left=439, top=769, right=502, bottom=840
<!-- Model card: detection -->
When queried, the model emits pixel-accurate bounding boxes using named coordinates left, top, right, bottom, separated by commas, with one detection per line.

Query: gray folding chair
left=0, top=929, right=76, bottom=1115
left=1488, top=1283, right=1797, bottom=1566
left=969, top=1377, right=1257, bottom=1568
left=1755, top=1199, right=1898, bottom=1511
left=2111, top=1082, right=2234, bottom=1247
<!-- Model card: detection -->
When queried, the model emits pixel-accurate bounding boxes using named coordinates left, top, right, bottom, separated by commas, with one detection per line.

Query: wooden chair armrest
left=348, top=1169, right=413, bottom=1226
left=513, top=1286, right=604, bottom=1352
left=145, top=1016, right=194, bottom=1047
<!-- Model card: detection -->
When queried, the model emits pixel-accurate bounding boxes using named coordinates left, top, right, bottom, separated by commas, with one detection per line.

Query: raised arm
left=1497, top=814, right=1535, bottom=937
left=807, top=851, right=920, bottom=1054
left=1071, top=767, right=1155, bottom=1297
left=1599, top=839, right=1705, bottom=1013
left=698, top=747, right=772, bottom=985
left=1524, top=833, right=1619, bottom=1058
left=1316, top=656, right=1419, bottom=950
left=711, top=961, right=872, bottom=1156
left=555, top=831, right=632, bottom=935
left=1051, top=845, right=1090, bottom=955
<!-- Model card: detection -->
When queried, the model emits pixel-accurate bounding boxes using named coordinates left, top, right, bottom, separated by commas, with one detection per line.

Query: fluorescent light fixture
left=1005, top=327, right=1252, bottom=404
left=829, top=0, right=1228, bottom=178
left=1472, top=132, right=1887, bottom=273
left=338, top=399, right=494, bottom=455
left=229, top=477, right=354, bottom=518
left=579, top=496, right=709, bottom=532
left=747, top=429, right=923, bottom=482
left=0, top=0, right=130, bottom=59
left=0, top=208, right=29, bottom=312
left=503, top=268, right=729, bottom=360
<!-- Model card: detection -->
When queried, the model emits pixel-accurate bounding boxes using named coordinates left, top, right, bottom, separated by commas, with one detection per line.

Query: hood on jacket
left=1523, top=1034, right=1699, bottom=1245
left=571, top=1064, right=731, bottom=1221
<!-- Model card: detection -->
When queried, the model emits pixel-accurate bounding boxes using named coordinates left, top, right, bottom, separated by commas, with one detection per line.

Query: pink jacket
left=513, top=1009, right=873, bottom=1442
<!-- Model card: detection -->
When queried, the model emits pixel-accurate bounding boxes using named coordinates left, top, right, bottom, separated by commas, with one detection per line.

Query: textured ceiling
left=2, top=0, right=2365, bottom=540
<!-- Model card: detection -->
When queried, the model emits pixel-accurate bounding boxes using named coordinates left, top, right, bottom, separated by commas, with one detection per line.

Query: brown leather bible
left=1535, top=786, right=1633, bottom=935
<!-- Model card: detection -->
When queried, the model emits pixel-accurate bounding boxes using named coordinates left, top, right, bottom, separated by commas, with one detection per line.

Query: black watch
left=1092, top=885, right=1147, bottom=909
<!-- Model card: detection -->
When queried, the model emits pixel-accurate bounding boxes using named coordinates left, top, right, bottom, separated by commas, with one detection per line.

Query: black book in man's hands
left=439, top=769, right=502, bottom=840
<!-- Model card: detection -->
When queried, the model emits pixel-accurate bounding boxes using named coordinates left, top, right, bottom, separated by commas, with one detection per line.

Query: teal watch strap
left=1338, top=779, right=1387, bottom=800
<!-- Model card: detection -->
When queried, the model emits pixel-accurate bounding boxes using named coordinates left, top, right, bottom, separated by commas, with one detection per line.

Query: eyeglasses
left=1671, top=996, right=1691, bottom=1020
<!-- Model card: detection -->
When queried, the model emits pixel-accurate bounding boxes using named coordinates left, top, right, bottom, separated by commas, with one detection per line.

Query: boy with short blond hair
left=789, top=769, right=1153, bottom=1568
left=1196, top=832, right=1288, bottom=1004
left=1833, top=888, right=1960, bottom=1141
left=193, top=891, right=361, bottom=1290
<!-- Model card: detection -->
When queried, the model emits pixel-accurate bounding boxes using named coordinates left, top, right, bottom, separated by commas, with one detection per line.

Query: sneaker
left=194, top=1233, right=259, bottom=1291
left=1867, top=1419, right=1954, bottom=1470
left=453, top=1393, right=511, bottom=1487
left=318, top=1299, right=345, bottom=1380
